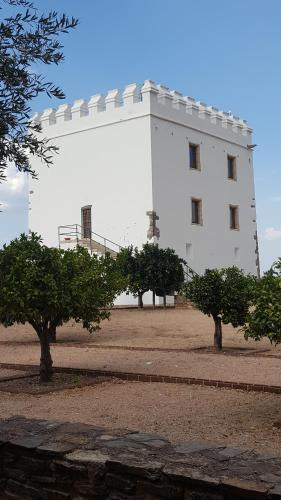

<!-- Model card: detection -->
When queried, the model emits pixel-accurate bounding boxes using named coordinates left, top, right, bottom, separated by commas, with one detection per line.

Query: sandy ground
left=1, top=309, right=281, bottom=454
left=2, top=345, right=281, bottom=386
left=1, top=308, right=280, bottom=352
left=0, top=368, right=28, bottom=379
left=0, top=380, right=281, bottom=454
left=1, top=309, right=281, bottom=386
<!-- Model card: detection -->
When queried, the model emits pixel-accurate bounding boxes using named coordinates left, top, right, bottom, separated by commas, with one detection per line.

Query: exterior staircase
left=58, top=224, right=198, bottom=279
left=58, top=224, right=122, bottom=258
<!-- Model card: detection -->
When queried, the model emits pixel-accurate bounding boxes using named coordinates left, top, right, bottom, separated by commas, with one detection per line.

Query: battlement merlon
left=31, top=80, right=252, bottom=147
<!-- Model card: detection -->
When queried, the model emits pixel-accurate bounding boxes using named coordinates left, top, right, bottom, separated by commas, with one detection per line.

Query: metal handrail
left=183, top=264, right=198, bottom=281
left=58, top=225, right=198, bottom=277
left=58, top=224, right=123, bottom=255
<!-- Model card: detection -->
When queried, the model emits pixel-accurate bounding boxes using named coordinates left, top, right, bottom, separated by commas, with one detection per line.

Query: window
left=227, top=155, right=237, bottom=180
left=81, top=205, right=92, bottom=238
left=189, top=144, right=200, bottom=170
left=186, top=243, right=193, bottom=259
left=229, top=205, right=239, bottom=230
left=234, top=247, right=240, bottom=261
left=191, top=198, right=202, bottom=225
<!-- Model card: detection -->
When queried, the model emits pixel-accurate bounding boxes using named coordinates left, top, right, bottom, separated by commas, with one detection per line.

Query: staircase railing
left=58, top=224, right=123, bottom=256
left=58, top=224, right=199, bottom=278
left=183, top=263, right=199, bottom=281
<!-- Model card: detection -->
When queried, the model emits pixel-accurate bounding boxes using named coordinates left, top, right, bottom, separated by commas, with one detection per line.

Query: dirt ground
left=1, top=308, right=281, bottom=454
left=0, top=379, right=281, bottom=454
left=0, top=372, right=110, bottom=394
left=0, top=309, right=281, bottom=386
left=0, top=307, right=280, bottom=352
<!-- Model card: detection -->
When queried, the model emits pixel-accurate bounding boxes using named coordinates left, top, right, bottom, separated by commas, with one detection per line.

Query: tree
left=117, top=245, right=150, bottom=308
left=183, top=267, right=255, bottom=350
left=0, top=233, right=123, bottom=382
left=243, top=260, right=281, bottom=345
left=154, top=247, right=185, bottom=307
left=117, top=243, right=185, bottom=308
left=0, top=0, right=78, bottom=182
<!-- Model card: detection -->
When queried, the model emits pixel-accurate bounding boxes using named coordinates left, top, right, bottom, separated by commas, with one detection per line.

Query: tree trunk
left=39, top=328, right=54, bottom=383
left=213, top=316, right=222, bottom=351
left=163, top=294, right=167, bottom=308
left=152, top=291, right=156, bottom=309
left=138, top=293, right=143, bottom=309
left=49, top=321, right=57, bottom=343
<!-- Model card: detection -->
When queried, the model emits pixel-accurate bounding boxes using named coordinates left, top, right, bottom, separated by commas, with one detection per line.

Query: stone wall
left=0, top=416, right=280, bottom=499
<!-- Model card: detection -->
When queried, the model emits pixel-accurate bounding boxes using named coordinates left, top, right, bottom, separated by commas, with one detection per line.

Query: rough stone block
left=66, top=449, right=109, bottom=465
left=51, top=459, right=87, bottom=473
left=5, top=479, right=44, bottom=499
left=136, top=480, right=184, bottom=499
left=30, top=474, right=57, bottom=485
left=38, top=441, right=77, bottom=454
left=218, top=447, right=244, bottom=459
left=3, top=466, right=26, bottom=482
left=269, top=484, right=281, bottom=498
left=17, top=455, right=51, bottom=475
left=108, top=456, right=163, bottom=480
left=221, top=478, right=270, bottom=498
left=184, top=491, right=223, bottom=500
left=41, top=489, right=70, bottom=500
left=9, top=435, right=46, bottom=449
left=106, top=473, right=136, bottom=494
left=174, top=442, right=221, bottom=455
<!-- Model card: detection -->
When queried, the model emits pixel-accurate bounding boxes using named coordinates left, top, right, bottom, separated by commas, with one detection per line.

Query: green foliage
left=0, top=0, right=78, bottom=181
left=183, top=267, right=255, bottom=349
left=0, top=233, right=124, bottom=380
left=116, top=245, right=150, bottom=299
left=154, top=247, right=185, bottom=297
left=117, top=243, right=185, bottom=304
left=243, top=259, right=281, bottom=344
left=0, top=233, right=123, bottom=333
left=183, top=267, right=255, bottom=327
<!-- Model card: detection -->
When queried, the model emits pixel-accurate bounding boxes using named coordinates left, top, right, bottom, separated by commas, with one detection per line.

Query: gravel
left=1, top=309, right=281, bottom=454
left=0, top=368, right=28, bottom=379
left=0, top=381, right=280, bottom=454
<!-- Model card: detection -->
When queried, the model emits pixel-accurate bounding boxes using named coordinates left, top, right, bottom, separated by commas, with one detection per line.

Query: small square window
left=227, top=155, right=237, bottom=180
left=189, top=144, right=200, bottom=170
left=229, top=205, right=239, bottom=230
left=191, top=198, right=202, bottom=225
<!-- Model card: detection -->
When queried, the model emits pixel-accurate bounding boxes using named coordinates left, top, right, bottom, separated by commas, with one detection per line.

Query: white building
left=29, top=80, right=259, bottom=304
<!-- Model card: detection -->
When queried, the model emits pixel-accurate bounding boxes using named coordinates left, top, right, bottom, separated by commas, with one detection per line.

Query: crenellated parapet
left=31, top=80, right=252, bottom=143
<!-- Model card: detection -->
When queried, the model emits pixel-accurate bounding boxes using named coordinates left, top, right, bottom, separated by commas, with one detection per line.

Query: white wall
left=150, top=115, right=258, bottom=275
left=29, top=98, right=153, bottom=251
left=29, top=81, right=258, bottom=309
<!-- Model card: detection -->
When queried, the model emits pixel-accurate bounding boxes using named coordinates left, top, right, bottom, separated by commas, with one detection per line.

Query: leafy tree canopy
left=117, top=243, right=185, bottom=308
left=0, top=233, right=124, bottom=381
left=154, top=247, right=185, bottom=299
left=0, top=0, right=78, bottom=181
left=243, top=259, right=281, bottom=345
left=183, top=267, right=255, bottom=350
left=117, top=245, right=150, bottom=307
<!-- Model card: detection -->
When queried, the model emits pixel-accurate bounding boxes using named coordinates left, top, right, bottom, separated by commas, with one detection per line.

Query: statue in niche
left=146, top=210, right=160, bottom=240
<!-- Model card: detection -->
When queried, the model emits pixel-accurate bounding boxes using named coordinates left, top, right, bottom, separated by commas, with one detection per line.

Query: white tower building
left=29, top=81, right=259, bottom=304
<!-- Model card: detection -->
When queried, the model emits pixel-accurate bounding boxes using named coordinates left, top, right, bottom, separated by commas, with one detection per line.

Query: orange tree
left=243, top=260, right=281, bottom=345
left=0, top=233, right=124, bottom=382
left=116, top=245, right=150, bottom=308
left=117, top=243, right=185, bottom=308
left=183, top=267, right=255, bottom=350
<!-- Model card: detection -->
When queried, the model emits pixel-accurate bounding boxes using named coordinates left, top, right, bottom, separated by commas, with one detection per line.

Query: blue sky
left=0, top=0, right=280, bottom=271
